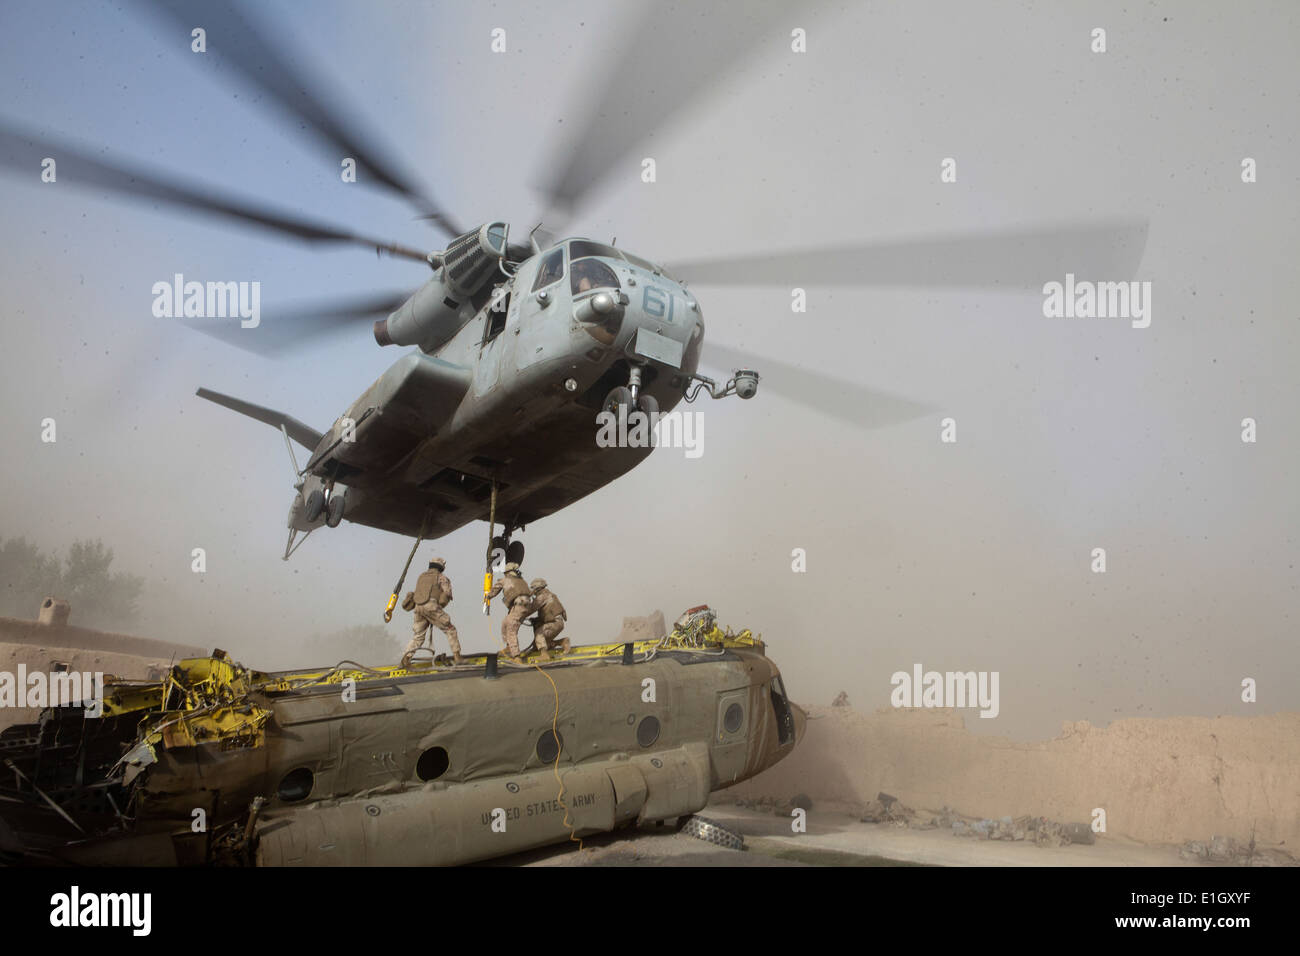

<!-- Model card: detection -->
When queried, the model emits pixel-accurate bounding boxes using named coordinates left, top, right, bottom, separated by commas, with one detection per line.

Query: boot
left=537, top=650, right=552, bottom=662
left=560, top=639, right=571, bottom=653
left=399, top=653, right=413, bottom=670
left=453, top=653, right=465, bottom=666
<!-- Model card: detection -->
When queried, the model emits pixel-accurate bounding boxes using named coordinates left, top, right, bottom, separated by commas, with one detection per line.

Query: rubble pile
left=1178, top=835, right=1292, bottom=866
left=724, top=788, right=1100, bottom=849
left=858, top=792, right=914, bottom=826
left=858, top=795, right=1094, bottom=847
left=733, top=793, right=814, bottom=815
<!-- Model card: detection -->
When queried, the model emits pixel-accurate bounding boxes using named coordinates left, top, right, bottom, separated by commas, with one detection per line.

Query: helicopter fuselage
left=0, top=628, right=804, bottom=866
left=292, top=238, right=707, bottom=541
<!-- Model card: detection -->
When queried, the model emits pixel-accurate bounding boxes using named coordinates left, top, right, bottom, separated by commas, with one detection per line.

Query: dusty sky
left=0, top=0, right=1296, bottom=739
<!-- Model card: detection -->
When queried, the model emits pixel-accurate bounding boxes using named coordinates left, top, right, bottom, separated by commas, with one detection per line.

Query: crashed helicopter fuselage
left=0, top=611, right=802, bottom=866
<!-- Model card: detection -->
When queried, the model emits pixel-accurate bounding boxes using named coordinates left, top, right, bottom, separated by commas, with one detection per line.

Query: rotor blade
left=670, top=220, right=1149, bottom=290
left=0, top=121, right=430, bottom=262
left=137, top=0, right=462, bottom=238
left=703, top=343, right=934, bottom=430
left=182, top=291, right=411, bottom=357
left=535, top=0, right=811, bottom=227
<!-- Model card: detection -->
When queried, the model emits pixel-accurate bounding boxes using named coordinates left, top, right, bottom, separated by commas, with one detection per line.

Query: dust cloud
left=1, top=1, right=1297, bottom=745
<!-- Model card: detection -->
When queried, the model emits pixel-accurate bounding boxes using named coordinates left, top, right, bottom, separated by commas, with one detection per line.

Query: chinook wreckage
left=0, top=608, right=802, bottom=866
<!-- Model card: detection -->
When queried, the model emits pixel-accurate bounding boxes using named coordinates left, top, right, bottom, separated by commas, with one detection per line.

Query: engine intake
left=374, top=222, right=509, bottom=351
left=442, top=222, right=509, bottom=299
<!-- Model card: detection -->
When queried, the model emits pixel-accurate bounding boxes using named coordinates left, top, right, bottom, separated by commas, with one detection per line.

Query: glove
left=401, top=592, right=416, bottom=612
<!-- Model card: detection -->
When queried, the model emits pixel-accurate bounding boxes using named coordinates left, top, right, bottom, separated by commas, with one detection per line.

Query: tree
left=0, top=535, right=143, bottom=630
left=61, top=539, right=144, bottom=630
left=0, top=536, right=62, bottom=619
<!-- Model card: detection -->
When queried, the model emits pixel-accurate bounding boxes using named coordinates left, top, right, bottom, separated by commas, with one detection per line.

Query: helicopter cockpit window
left=770, top=676, right=795, bottom=746
left=570, top=257, right=619, bottom=295
left=530, top=247, right=565, bottom=293
left=568, top=240, right=621, bottom=261
left=483, top=287, right=509, bottom=344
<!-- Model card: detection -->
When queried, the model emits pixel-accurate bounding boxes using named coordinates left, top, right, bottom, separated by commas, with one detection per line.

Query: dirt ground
left=507, top=806, right=1209, bottom=867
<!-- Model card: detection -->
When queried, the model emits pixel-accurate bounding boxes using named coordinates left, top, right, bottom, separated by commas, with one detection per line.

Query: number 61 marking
left=642, top=286, right=674, bottom=322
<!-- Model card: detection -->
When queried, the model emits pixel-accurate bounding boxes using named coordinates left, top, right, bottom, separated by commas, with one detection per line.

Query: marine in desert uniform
left=486, top=561, right=532, bottom=658
left=401, top=557, right=462, bottom=667
left=528, top=578, right=569, bottom=661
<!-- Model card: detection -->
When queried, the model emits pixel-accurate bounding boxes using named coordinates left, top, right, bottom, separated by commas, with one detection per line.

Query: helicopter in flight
left=193, top=222, right=752, bottom=564
left=0, top=0, right=1148, bottom=568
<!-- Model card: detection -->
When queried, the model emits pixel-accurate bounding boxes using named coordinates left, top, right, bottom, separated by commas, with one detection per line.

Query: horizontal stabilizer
left=196, top=387, right=323, bottom=451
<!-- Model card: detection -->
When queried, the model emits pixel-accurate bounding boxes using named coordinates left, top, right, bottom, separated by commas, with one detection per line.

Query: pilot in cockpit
left=570, top=257, right=607, bottom=294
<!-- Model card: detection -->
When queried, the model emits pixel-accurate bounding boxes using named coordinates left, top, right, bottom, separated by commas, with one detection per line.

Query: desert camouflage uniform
left=528, top=580, right=568, bottom=656
left=486, top=564, right=532, bottom=657
left=404, top=565, right=460, bottom=661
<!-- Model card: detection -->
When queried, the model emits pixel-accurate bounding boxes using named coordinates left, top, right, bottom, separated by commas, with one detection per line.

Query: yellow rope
left=531, top=658, right=582, bottom=851
left=488, top=602, right=582, bottom=851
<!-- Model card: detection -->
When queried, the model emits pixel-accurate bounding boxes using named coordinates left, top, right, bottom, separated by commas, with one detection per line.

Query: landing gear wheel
left=636, top=393, right=659, bottom=418
left=680, top=815, right=745, bottom=851
left=325, top=493, right=346, bottom=528
left=603, top=386, right=633, bottom=417
left=304, top=490, right=325, bottom=522
left=505, top=540, right=525, bottom=567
